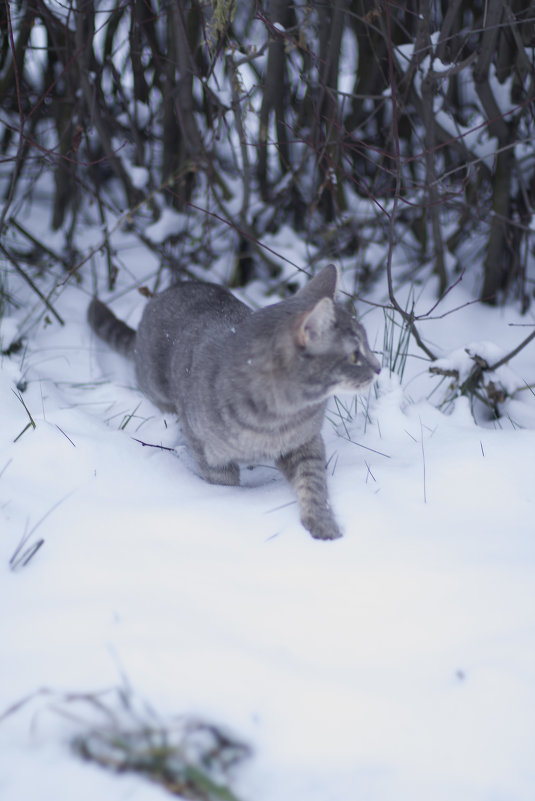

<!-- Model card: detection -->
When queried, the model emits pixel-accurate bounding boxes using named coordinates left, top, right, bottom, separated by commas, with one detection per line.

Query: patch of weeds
left=0, top=685, right=251, bottom=801
left=120, top=401, right=142, bottom=431
left=327, top=395, right=356, bottom=440
left=73, top=718, right=249, bottom=801
left=327, top=392, right=390, bottom=460
left=107, top=402, right=154, bottom=433
left=382, top=306, right=411, bottom=381
left=70, top=688, right=251, bottom=801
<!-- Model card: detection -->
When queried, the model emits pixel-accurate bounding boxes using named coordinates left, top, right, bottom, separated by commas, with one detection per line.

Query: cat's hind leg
left=199, top=460, right=240, bottom=486
left=180, top=420, right=240, bottom=486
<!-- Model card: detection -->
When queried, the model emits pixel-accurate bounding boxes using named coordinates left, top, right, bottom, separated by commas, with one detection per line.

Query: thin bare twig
left=384, top=1, right=436, bottom=362
left=488, top=329, right=535, bottom=371
left=131, top=438, right=175, bottom=452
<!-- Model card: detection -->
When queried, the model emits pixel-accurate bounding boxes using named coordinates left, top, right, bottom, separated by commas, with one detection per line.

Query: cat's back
left=142, top=281, right=250, bottom=334
left=134, top=281, right=251, bottom=409
left=137, top=281, right=251, bottom=354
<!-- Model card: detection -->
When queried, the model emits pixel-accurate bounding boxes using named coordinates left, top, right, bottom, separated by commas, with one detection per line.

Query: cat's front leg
left=277, top=436, right=342, bottom=540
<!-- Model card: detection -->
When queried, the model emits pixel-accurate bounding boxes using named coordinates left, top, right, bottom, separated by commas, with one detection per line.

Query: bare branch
left=0, top=243, right=64, bottom=325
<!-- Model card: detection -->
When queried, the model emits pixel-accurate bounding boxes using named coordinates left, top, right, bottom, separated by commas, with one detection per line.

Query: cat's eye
left=349, top=349, right=360, bottom=364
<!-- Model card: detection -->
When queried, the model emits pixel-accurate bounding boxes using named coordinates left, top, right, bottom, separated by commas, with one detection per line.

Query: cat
left=87, top=264, right=380, bottom=540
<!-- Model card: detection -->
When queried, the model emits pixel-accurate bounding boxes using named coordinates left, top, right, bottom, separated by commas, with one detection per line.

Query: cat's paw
left=302, top=513, right=343, bottom=541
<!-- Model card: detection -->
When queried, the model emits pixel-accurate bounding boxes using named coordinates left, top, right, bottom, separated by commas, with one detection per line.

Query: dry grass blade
left=9, top=491, right=74, bottom=571
left=9, top=537, right=45, bottom=571
left=11, top=388, right=36, bottom=442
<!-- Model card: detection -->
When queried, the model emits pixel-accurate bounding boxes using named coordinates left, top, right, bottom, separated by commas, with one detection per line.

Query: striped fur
left=87, top=266, right=380, bottom=540
left=88, top=298, right=136, bottom=357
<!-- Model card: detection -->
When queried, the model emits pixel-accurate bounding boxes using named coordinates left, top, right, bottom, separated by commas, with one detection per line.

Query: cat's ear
left=298, top=264, right=339, bottom=302
left=296, top=297, right=335, bottom=347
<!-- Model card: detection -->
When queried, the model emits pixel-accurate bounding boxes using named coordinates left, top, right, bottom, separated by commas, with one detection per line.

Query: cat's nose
left=368, top=353, right=381, bottom=374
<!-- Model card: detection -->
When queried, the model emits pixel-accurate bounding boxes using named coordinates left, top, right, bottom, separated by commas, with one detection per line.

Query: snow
left=434, top=109, right=499, bottom=168
left=129, top=166, right=150, bottom=190
left=431, top=341, right=525, bottom=395
left=1, top=223, right=535, bottom=801
left=488, top=64, right=514, bottom=117
left=145, top=208, right=186, bottom=243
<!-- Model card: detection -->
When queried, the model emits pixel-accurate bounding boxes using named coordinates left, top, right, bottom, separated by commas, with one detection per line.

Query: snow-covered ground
left=1, top=217, right=535, bottom=801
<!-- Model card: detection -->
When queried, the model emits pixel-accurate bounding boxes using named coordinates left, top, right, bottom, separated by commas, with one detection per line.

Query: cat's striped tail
left=87, top=298, right=136, bottom=358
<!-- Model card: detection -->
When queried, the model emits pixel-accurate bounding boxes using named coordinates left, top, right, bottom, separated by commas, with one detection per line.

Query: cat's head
left=286, top=265, right=381, bottom=398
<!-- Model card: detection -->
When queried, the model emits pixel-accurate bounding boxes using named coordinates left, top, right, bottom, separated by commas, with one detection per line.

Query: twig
left=487, top=329, right=535, bottom=372
left=8, top=217, right=70, bottom=268
left=55, top=424, right=76, bottom=447
left=131, top=438, right=176, bottom=452
left=342, top=436, right=391, bottom=459
left=225, top=51, right=251, bottom=224
left=364, top=461, right=376, bottom=483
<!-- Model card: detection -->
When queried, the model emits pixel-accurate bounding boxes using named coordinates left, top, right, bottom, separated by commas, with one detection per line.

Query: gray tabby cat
left=88, top=264, right=380, bottom=540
